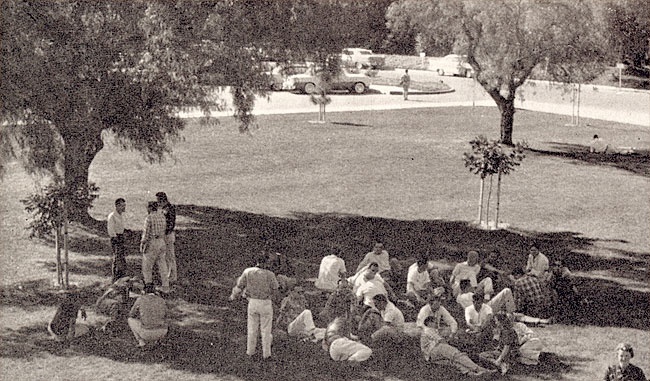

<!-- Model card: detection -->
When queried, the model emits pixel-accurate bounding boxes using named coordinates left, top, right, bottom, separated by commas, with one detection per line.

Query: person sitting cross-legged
left=315, top=249, right=347, bottom=292
left=420, top=315, right=497, bottom=378
left=96, top=276, right=144, bottom=335
left=127, top=283, right=169, bottom=348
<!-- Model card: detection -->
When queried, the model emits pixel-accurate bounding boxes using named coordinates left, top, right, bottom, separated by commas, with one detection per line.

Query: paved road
left=180, top=69, right=650, bottom=128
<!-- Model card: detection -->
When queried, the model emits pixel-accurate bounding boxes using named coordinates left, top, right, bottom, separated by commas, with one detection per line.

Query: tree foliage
left=1, top=0, right=370, bottom=221
left=385, top=0, right=608, bottom=145
left=601, top=0, right=650, bottom=67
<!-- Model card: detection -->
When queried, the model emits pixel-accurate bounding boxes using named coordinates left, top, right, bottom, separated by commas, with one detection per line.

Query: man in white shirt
left=449, top=250, right=494, bottom=299
left=465, top=292, right=493, bottom=333
left=416, top=292, right=458, bottom=340
left=353, top=263, right=396, bottom=308
left=107, top=198, right=126, bottom=282
left=315, top=250, right=346, bottom=291
left=525, top=245, right=550, bottom=280
left=356, top=242, right=391, bottom=275
left=406, top=257, right=431, bottom=305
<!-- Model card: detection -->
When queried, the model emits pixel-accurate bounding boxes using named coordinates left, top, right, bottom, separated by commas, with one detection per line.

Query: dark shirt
left=357, top=307, right=383, bottom=344
left=320, top=288, right=356, bottom=322
left=162, top=203, right=176, bottom=234
left=50, top=295, right=81, bottom=336
left=604, top=363, right=647, bottom=381
left=490, top=325, right=519, bottom=362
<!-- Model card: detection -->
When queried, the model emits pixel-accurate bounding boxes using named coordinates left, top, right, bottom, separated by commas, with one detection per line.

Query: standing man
left=156, top=192, right=177, bottom=284
left=399, top=69, right=410, bottom=100
left=230, top=253, right=279, bottom=360
left=107, top=198, right=127, bottom=282
left=140, top=201, right=170, bottom=294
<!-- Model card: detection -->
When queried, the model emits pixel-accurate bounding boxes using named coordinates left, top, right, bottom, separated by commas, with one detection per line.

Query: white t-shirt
left=451, top=261, right=481, bottom=287
left=465, top=303, right=493, bottom=331
left=381, top=301, right=405, bottom=328
left=315, top=255, right=346, bottom=291
left=355, top=278, right=388, bottom=307
left=406, top=263, right=431, bottom=294
left=456, top=292, right=474, bottom=309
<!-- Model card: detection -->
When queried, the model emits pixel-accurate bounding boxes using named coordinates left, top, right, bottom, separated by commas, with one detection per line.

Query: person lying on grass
left=420, top=315, right=496, bottom=378
left=48, top=287, right=89, bottom=343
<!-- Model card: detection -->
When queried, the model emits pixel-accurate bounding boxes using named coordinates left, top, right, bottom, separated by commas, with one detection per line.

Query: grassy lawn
left=1, top=106, right=649, bottom=380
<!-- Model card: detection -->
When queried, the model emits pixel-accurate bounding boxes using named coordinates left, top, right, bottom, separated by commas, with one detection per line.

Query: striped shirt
left=142, top=211, right=166, bottom=242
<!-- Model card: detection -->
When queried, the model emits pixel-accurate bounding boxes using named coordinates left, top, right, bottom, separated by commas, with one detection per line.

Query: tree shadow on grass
left=2, top=205, right=648, bottom=380
left=528, top=143, right=650, bottom=177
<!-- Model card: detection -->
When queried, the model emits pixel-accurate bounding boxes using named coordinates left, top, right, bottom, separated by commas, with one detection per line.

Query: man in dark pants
left=107, top=198, right=127, bottom=282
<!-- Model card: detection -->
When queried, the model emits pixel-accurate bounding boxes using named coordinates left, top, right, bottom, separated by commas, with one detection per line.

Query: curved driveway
left=181, top=70, right=650, bottom=128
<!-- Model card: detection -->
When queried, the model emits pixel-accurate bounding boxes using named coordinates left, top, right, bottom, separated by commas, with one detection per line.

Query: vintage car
left=264, top=62, right=311, bottom=91
left=284, top=68, right=370, bottom=94
left=340, top=48, right=385, bottom=69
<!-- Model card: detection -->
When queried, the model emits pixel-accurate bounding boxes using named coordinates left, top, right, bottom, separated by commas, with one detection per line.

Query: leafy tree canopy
left=385, top=0, right=609, bottom=145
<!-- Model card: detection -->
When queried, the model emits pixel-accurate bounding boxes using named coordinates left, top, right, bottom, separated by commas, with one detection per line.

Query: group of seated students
left=272, top=242, right=580, bottom=377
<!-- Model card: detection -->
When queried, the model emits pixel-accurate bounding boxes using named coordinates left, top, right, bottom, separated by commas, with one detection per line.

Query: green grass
left=1, top=107, right=649, bottom=380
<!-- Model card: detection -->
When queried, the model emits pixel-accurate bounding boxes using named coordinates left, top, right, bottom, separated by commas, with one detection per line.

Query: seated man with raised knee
left=420, top=315, right=496, bottom=378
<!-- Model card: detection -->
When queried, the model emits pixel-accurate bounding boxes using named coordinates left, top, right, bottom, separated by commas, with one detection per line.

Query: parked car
left=432, top=54, right=474, bottom=77
left=264, top=63, right=311, bottom=91
left=340, top=48, right=385, bottom=69
left=284, top=68, right=370, bottom=94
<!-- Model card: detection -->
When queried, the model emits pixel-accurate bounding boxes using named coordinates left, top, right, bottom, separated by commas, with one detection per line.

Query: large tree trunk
left=60, top=123, right=104, bottom=224
left=497, top=98, right=515, bottom=146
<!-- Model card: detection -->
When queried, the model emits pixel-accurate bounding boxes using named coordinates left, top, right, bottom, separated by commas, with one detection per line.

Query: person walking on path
left=107, top=198, right=127, bottom=282
left=140, top=201, right=170, bottom=294
left=399, top=69, right=410, bottom=100
left=230, top=253, right=279, bottom=360
left=156, top=192, right=177, bottom=284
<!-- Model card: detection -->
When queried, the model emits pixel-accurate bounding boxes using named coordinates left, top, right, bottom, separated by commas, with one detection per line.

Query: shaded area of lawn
left=528, top=143, right=650, bottom=177
left=1, top=205, right=647, bottom=379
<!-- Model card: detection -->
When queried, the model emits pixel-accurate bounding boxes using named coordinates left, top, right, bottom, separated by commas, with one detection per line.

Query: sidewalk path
left=179, top=77, right=650, bottom=128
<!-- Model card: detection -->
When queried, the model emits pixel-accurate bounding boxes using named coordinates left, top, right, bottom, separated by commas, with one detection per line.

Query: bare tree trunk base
left=475, top=220, right=510, bottom=230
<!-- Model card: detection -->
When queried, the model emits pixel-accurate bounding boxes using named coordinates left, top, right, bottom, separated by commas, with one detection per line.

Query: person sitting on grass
left=420, top=315, right=496, bottom=378
left=315, top=249, right=347, bottom=292
left=456, top=279, right=517, bottom=316
left=465, top=292, right=494, bottom=334
left=450, top=250, right=494, bottom=299
left=48, top=287, right=90, bottom=343
left=96, top=276, right=144, bottom=335
left=509, top=267, right=554, bottom=323
left=415, top=291, right=458, bottom=341
left=479, top=312, right=519, bottom=375
left=275, top=285, right=325, bottom=342
left=319, top=278, right=359, bottom=327
left=127, top=283, right=168, bottom=348
left=355, top=242, right=391, bottom=278
left=323, top=317, right=373, bottom=363
left=405, top=257, right=432, bottom=307
left=357, top=294, right=406, bottom=346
